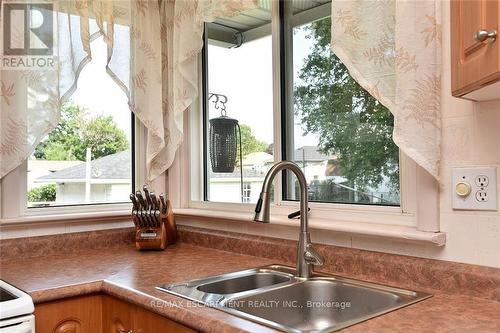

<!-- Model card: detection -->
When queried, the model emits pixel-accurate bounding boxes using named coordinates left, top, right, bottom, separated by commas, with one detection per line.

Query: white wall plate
left=452, top=167, right=497, bottom=211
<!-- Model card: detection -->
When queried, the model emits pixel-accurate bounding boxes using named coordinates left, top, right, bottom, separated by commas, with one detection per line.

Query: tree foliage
left=294, top=18, right=399, bottom=191
left=27, top=184, right=56, bottom=202
left=238, top=124, right=268, bottom=158
left=34, top=104, right=129, bottom=161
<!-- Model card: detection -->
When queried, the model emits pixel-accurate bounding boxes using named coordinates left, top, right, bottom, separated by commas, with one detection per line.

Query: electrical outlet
left=452, top=167, right=497, bottom=211
left=476, top=175, right=489, bottom=187
left=475, top=190, right=489, bottom=202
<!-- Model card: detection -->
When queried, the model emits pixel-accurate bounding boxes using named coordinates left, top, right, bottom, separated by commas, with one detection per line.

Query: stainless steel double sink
left=157, top=265, right=431, bottom=333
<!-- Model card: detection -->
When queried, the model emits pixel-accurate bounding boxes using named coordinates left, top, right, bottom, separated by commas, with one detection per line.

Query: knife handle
left=159, top=193, right=167, bottom=214
left=136, top=191, right=146, bottom=209
left=150, top=192, right=159, bottom=211
left=130, top=194, right=139, bottom=211
left=143, top=185, right=151, bottom=210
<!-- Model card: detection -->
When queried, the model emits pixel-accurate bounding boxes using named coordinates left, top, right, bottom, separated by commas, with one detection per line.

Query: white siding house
left=34, top=151, right=131, bottom=205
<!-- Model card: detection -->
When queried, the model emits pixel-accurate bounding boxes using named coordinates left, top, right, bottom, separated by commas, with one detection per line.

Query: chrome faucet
left=253, top=161, right=324, bottom=278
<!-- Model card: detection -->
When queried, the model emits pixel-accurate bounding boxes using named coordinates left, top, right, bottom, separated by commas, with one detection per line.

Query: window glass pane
left=287, top=4, right=400, bottom=205
left=27, top=36, right=133, bottom=208
left=205, top=7, right=273, bottom=204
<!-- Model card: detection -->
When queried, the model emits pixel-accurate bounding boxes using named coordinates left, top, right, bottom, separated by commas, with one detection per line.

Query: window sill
left=174, top=208, right=446, bottom=246
left=0, top=210, right=130, bottom=226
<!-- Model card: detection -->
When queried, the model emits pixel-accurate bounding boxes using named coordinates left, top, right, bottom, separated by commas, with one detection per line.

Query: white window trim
left=0, top=117, right=148, bottom=223
left=168, top=0, right=442, bottom=244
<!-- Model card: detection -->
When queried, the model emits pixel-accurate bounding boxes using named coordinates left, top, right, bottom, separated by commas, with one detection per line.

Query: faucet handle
left=304, top=244, right=324, bottom=266
left=287, top=208, right=311, bottom=219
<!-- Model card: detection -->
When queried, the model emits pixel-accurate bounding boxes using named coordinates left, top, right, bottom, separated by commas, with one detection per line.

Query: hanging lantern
left=208, top=93, right=244, bottom=202
left=209, top=116, right=240, bottom=173
left=208, top=93, right=243, bottom=174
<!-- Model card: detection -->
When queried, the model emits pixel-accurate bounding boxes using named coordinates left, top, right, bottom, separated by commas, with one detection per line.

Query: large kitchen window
left=199, top=0, right=400, bottom=207
left=26, top=36, right=134, bottom=208
left=22, top=37, right=134, bottom=208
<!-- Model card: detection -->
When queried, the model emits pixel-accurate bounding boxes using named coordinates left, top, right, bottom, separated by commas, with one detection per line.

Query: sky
left=207, top=25, right=320, bottom=150
left=69, top=37, right=132, bottom=142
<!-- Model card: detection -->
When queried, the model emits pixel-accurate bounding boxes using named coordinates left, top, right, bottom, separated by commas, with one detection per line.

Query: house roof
left=36, top=150, right=131, bottom=182
left=242, top=152, right=273, bottom=166
left=294, top=146, right=334, bottom=162
left=28, top=160, right=83, bottom=172
left=209, top=167, right=267, bottom=179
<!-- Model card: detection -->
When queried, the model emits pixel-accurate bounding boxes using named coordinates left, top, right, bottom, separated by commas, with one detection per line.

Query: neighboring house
left=208, top=168, right=269, bottom=204
left=242, top=152, right=273, bottom=172
left=27, top=160, right=84, bottom=190
left=34, top=150, right=131, bottom=204
left=293, top=146, right=398, bottom=204
left=209, top=147, right=337, bottom=204
left=293, top=146, right=341, bottom=182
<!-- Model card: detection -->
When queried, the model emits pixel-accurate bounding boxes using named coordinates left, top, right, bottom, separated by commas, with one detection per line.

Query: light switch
left=452, top=167, right=497, bottom=211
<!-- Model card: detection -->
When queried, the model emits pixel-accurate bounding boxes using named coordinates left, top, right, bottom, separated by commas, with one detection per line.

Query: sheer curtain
left=330, top=0, right=442, bottom=178
left=0, top=0, right=256, bottom=180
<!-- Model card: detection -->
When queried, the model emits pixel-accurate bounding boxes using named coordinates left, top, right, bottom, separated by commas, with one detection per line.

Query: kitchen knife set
left=130, top=185, right=177, bottom=250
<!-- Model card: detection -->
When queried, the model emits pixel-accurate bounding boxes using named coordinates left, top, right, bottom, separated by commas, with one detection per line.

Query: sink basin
left=157, top=265, right=431, bottom=332
left=223, top=278, right=418, bottom=332
left=197, top=272, right=291, bottom=294
left=157, top=266, right=295, bottom=305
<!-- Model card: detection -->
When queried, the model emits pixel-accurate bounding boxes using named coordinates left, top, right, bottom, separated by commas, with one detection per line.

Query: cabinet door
left=102, top=296, right=133, bottom=333
left=451, top=0, right=500, bottom=96
left=35, top=295, right=102, bottom=333
left=133, top=306, right=196, bottom=333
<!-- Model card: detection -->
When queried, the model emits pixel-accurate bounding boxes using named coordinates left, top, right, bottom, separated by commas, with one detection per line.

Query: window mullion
left=271, top=0, right=283, bottom=206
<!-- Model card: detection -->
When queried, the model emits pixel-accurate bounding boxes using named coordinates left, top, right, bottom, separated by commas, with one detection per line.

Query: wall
left=55, top=183, right=131, bottom=204
left=346, top=3, right=500, bottom=267
left=179, top=2, right=500, bottom=268
left=208, top=179, right=263, bottom=203
left=431, top=2, right=500, bottom=267
left=1, top=2, right=498, bottom=268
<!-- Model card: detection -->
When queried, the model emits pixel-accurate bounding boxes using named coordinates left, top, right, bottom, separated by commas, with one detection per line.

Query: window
left=242, top=183, right=252, bottom=203
left=203, top=11, right=273, bottom=204
left=283, top=4, right=400, bottom=206
left=199, top=0, right=400, bottom=207
left=26, top=36, right=134, bottom=208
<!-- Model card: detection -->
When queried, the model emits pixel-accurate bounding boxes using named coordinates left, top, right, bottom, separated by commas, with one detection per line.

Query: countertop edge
left=30, top=278, right=272, bottom=333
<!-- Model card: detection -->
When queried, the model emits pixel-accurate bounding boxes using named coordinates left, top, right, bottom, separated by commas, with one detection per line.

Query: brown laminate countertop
left=1, top=242, right=499, bottom=332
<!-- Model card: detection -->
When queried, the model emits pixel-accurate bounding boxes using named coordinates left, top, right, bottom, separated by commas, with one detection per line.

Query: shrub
left=27, top=184, right=56, bottom=202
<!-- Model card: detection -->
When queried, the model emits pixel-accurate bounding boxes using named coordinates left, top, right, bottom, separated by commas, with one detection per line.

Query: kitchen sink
left=157, top=265, right=431, bottom=332
left=197, top=272, right=291, bottom=294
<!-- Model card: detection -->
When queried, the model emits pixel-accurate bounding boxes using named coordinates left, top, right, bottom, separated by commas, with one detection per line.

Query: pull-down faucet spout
left=253, top=161, right=324, bottom=278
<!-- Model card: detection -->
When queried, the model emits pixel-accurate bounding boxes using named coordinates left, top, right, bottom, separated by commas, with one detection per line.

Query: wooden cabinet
left=102, top=296, right=132, bottom=333
left=451, top=0, right=500, bottom=101
left=34, top=295, right=102, bottom=333
left=102, top=295, right=195, bottom=333
left=36, top=295, right=195, bottom=333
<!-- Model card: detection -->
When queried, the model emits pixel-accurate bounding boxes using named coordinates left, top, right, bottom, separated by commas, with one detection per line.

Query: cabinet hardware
left=475, top=29, right=497, bottom=43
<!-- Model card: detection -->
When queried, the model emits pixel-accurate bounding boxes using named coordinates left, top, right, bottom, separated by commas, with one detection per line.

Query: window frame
left=170, top=0, right=440, bottom=234
left=0, top=113, right=145, bottom=221
left=279, top=1, right=403, bottom=208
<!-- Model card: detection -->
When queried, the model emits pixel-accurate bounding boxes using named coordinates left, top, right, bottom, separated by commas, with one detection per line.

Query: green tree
left=294, top=17, right=399, bottom=191
left=27, top=184, right=56, bottom=202
left=35, top=104, right=129, bottom=161
left=239, top=124, right=268, bottom=158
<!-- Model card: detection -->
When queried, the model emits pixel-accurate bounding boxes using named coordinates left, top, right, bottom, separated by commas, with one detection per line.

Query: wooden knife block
left=134, top=199, right=177, bottom=251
